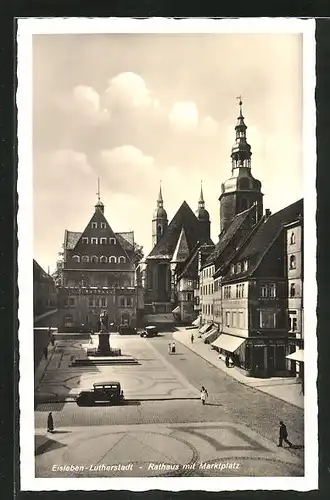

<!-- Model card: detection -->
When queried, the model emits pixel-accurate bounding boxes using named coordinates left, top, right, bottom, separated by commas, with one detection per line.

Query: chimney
left=265, top=208, right=271, bottom=218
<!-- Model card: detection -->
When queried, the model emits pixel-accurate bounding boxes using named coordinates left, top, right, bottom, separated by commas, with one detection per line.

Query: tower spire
left=96, top=177, right=101, bottom=202
left=157, top=181, right=163, bottom=207
left=198, top=181, right=205, bottom=208
left=95, top=177, right=104, bottom=213
left=231, top=96, right=252, bottom=172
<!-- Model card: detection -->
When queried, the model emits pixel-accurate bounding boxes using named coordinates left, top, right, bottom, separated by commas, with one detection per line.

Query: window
left=72, top=255, right=80, bottom=262
left=292, top=318, right=297, bottom=331
left=237, top=262, right=241, bottom=273
left=244, top=260, right=248, bottom=271
left=119, top=296, right=125, bottom=307
left=236, top=284, right=245, bottom=298
left=259, top=310, right=276, bottom=329
left=289, top=255, right=296, bottom=269
left=101, top=222, right=106, bottom=229
left=290, top=283, right=296, bottom=297
left=208, top=284, right=211, bottom=295
left=211, top=304, right=213, bottom=315
left=109, top=237, right=116, bottom=245
left=269, top=284, right=276, bottom=298
left=290, top=232, right=295, bottom=245
left=91, top=222, right=97, bottom=229
left=118, top=256, right=126, bottom=264
left=81, top=255, right=89, bottom=263
left=100, top=297, right=107, bottom=308
left=260, top=283, right=276, bottom=298
left=230, top=264, right=235, bottom=274
left=224, top=286, right=231, bottom=299
left=226, top=311, right=230, bottom=327
left=100, top=256, right=107, bottom=263
left=68, top=297, right=75, bottom=307
left=211, top=283, right=214, bottom=294
left=238, top=311, right=244, bottom=329
left=200, top=287, right=203, bottom=296
left=232, top=312, right=236, bottom=327
left=126, top=297, right=132, bottom=307
left=91, top=237, right=98, bottom=244
left=91, top=256, right=98, bottom=263
left=109, top=256, right=117, bottom=263
left=82, top=237, right=88, bottom=244
left=100, top=237, right=107, bottom=245
left=88, top=297, right=94, bottom=308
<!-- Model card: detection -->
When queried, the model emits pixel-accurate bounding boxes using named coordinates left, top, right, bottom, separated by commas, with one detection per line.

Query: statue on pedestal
left=97, top=309, right=111, bottom=355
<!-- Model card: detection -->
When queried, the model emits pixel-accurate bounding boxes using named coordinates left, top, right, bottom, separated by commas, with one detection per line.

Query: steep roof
left=147, top=201, right=210, bottom=260
left=33, top=259, right=53, bottom=283
left=223, top=198, right=303, bottom=281
left=64, top=230, right=134, bottom=252
left=176, top=240, right=215, bottom=279
left=203, top=206, right=255, bottom=268
left=171, top=227, right=190, bottom=263
left=64, top=230, right=81, bottom=250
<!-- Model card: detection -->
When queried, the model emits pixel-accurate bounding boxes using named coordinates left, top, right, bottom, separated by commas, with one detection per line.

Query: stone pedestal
left=97, top=333, right=111, bottom=355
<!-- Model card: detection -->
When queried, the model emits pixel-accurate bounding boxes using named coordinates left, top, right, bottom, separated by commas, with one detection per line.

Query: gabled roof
left=223, top=198, right=303, bottom=281
left=203, top=206, right=255, bottom=268
left=33, top=259, right=53, bottom=283
left=171, top=227, right=190, bottom=263
left=64, top=230, right=81, bottom=250
left=64, top=230, right=134, bottom=252
left=147, top=201, right=210, bottom=260
left=176, top=240, right=215, bottom=280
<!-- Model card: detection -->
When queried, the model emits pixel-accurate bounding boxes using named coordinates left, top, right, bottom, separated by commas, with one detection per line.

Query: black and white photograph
left=17, top=18, right=317, bottom=492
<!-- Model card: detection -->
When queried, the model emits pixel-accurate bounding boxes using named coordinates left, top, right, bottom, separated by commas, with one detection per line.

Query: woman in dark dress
left=47, top=412, right=54, bottom=433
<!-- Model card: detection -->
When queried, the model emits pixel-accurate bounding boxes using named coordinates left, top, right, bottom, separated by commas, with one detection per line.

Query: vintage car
left=118, top=324, right=137, bottom=335
left=76, top=381, right=124, bottom=406
left=140, top=325, right=158, bottom=338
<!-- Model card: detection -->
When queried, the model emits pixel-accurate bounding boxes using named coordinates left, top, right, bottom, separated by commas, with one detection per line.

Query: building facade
left=57, top=198, right=142, bottom=332
left=33, top=259, right=57, bottom=319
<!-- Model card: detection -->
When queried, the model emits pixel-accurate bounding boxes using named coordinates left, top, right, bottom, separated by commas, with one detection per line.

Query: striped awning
left=203, top=327, right=219, bottom=342
left=199, top=323, right=212, bottom=334
left=286, top=349, right=304, bottom=362
left=211, top=333, right=246, bottom=353
left=192, top=316, right=201, bottom=327
left=172, top=306, right=180, bottom=314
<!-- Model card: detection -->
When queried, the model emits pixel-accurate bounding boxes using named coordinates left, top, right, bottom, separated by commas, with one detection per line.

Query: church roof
left=203, top=206, right=255, bottom=268
left=171, top=227, right=190, bottom=263
left=176, top=240, right=215, bottom=280
left=147, top=201, right=212, bottom=260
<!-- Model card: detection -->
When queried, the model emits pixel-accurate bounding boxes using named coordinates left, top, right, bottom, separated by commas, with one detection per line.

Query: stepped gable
left=204, top=205, right=255, bottom=268
left=147, top=201, right=202, bottom=260
left=223, top=198, right=303, bottom=281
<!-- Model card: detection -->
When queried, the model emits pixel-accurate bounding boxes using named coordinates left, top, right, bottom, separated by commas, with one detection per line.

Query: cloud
left=104, top=72, right=159, bottom=110
left=72, top=85, right=110, bottom=125
left=200, top=116, right=219, bottom=136
left=50, top=149, right=94, bottom=175
left=98, top=145, right=156, bottom=193
left=169, top=101, right=199, bottom=132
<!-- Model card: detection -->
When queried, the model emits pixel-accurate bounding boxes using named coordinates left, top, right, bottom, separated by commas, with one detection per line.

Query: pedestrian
left=200, top=386, right=208, bottom=405
left=225, top=355, right=230, bottom=368
left=191, top=333, right=194, bottom=344
left=277, top=421, right=292, bottom=448
left=168, top=343, right=172, bottom=355
left=171, top=342, right=176, bottom=354
left=47, top=412, right=54, bottom=433
left=50, top=334, right=55, bottom=347
left=43, top=346, right=48, bottom=360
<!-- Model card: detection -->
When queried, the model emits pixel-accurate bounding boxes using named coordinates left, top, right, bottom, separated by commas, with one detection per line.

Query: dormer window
left=237, top=262, right=241, bottom=273
left=100, top=237, right=107, bottom=245
left=72, top=255, right=80, bottom=262
left=91, top=256, right=98, bottom=263
left=109, top=237, right=116, bottom=245
left=82, top=237, right=88, bottom=244
left=81, top=255, right=89, bottom=263
left=118, top=256, right=126, bottom=264
left=91, top=222, right=97, bottom=229
left=290, top=232, right=295, bottom=245
left=101, top=222, right=106, bottom=229
left=230, top=264, right=235, bottom=274
left=244, top=260, right=248, bottom=271
left=100, top=256, right=107, bottom=263
left=91, top=237, right=98, bottom=245
left=109, top=256, right=117, bottom=263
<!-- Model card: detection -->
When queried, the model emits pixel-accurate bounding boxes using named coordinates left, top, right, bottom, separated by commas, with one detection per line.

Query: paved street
left=35, top=331, right=304, bottom=478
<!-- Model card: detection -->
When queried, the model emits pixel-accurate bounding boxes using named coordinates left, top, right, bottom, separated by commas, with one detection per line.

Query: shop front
left=245, top=338, right=298, bottom=378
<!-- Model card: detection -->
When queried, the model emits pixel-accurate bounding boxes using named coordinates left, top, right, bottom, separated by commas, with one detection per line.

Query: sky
left=32, top=32, right=303, bottom=273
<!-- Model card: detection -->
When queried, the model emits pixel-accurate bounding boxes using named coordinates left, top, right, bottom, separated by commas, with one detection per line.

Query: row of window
left=81, top=237, right=116, bottom=245
left=202, top=266, right=215, bottom=278
left=72, top=255, right=126, bottom=264
left=223, top=284, right=246, bottom=299
left=225, top=310, right=246, bottom=329
left=200, top=283, right=214, bottom=296
left=65, top=296, right=133, bottom=308
left=91, top=222, right=106, bottom=229
left=230, top=260, right=249, bottom=275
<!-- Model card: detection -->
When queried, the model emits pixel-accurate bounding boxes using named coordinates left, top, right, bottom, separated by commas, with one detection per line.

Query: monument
left=97, top=310, right=111, bottom=355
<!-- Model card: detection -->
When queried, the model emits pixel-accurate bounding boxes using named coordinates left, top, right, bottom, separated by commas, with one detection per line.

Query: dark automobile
left=76, top=381, right=124, bottom=406
left=140, top=325, right=158, bottom=338
left=118, top=324, right=137, bottom=335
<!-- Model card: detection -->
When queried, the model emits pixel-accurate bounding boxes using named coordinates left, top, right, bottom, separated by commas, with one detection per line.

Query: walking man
left=191, top=333, right=194, bottom=344
left=168, top=343, right=172, bottom=355
left=200, top=386, right=208, bottom=405
left=278, top=421, right=292, bottom=447
left=43, top=346, right=48, bottom=360
left=47, top=412, right=54, bottom=433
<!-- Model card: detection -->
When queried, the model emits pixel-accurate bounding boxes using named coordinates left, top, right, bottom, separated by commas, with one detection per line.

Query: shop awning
left=286, top=349, right=304, bottom=362
left=211, top=334, right=246, bottom=353
left=172, top=306, right=180, bottom=314
left=192, top=316, right=201, bottom=327
left=199, top=323, right=212, bottom=334
left=203, top=327, right=219, bottom=342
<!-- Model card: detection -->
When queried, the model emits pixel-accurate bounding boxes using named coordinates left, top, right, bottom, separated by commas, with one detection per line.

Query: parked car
left=118, top=324, right=137, bottom=335
left=76, top=381, right=124, bottom=406
left=140, top=325, right=158, bottom=338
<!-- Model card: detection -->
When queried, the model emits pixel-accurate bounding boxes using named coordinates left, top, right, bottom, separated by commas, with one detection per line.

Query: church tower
left=219, top=98, right=263, bottom=233
left=152, top=183, right=168, bottom=248
left=196, top=182, right=211, bottom=241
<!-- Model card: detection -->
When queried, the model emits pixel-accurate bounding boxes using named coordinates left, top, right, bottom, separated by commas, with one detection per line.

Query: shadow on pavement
left=206, top=403, right=223, bottom=407
left=291, top=444, right=304, bottom=450
left=35, top=435, right=67, bottom=456
left=76, top=399, right=141, bottom=407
